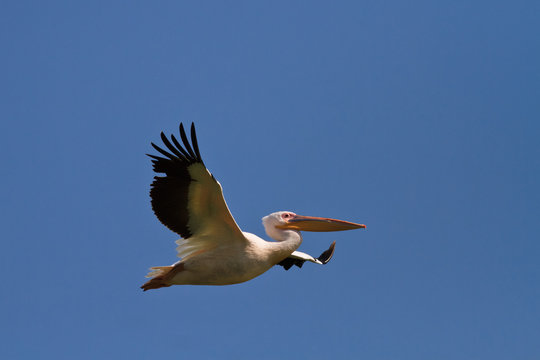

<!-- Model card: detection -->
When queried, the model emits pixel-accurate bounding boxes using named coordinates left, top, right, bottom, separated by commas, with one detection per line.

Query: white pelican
left=141, top=123, right=366, bottom=290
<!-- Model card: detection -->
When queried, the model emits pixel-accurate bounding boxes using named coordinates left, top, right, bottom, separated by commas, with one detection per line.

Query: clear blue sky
left=2, top=1, right=539, bottom=359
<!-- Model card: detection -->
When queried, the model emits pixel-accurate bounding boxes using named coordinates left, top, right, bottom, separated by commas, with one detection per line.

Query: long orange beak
left=277, top=214, right=366, bottom=232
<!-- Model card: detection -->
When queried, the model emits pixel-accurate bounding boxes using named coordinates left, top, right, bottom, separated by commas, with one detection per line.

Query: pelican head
left=262, top=211, right=365, bottom=241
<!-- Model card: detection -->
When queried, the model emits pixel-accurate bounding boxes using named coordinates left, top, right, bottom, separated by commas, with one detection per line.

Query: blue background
left=2, top=1, right=539, bottom=359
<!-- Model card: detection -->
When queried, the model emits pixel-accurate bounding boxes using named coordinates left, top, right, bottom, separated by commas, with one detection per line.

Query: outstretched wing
left=277, top=241, right=336, bottom=270
left=148, top=123, right=245, bottom=259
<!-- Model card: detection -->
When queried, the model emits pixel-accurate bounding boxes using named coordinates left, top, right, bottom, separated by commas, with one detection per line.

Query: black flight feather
left=179, top=123, right=197, bottom=159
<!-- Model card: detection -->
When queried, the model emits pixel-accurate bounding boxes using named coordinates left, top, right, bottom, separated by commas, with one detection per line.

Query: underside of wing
left=277, top=241, right=336, bottom=270
left=148, top=123, right=245, bottom=258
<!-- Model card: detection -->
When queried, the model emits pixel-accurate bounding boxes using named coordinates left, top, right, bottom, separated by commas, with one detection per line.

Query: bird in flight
left=141, top=123, right=365, bottom=290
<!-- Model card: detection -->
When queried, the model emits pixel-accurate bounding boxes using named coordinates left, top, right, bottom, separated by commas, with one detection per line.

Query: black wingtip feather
left=151, top=142, right=176, bottom=160
left=146, top=154, right=162, bottom=160
left=318, top=241, right=336, bottom=264
left=190, top=123, right=202, bottom=162
left=179, top=123, right=197, bottom=159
